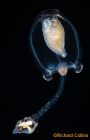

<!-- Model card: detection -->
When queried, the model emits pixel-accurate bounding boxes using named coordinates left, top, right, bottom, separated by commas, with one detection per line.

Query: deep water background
left=1, top=0, right=90, bottom=139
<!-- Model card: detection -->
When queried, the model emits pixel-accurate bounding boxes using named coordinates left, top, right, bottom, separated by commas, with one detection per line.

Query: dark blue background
left=1, top=0, right=89, bottom=139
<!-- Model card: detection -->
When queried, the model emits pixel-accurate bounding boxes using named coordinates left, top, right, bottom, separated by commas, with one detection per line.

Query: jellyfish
left=12, top=9, right=83, bottom=134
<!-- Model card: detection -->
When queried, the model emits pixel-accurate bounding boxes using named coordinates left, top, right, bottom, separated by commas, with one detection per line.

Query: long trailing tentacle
left=12, top=75, right=66, bottom=134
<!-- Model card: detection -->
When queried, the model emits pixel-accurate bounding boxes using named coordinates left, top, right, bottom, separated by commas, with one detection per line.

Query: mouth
left=12, top=117, right=38, bottom=134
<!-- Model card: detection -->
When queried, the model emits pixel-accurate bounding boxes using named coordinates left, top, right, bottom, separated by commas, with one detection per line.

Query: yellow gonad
left=42, top=17, right=66, bottom=58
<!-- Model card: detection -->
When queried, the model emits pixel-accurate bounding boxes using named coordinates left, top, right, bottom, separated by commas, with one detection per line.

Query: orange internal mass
left=58, top=67, right=67, bottom=76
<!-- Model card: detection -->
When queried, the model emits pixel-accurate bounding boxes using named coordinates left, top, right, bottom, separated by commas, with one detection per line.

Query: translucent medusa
left=13, top=9, right=83, bottom=134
